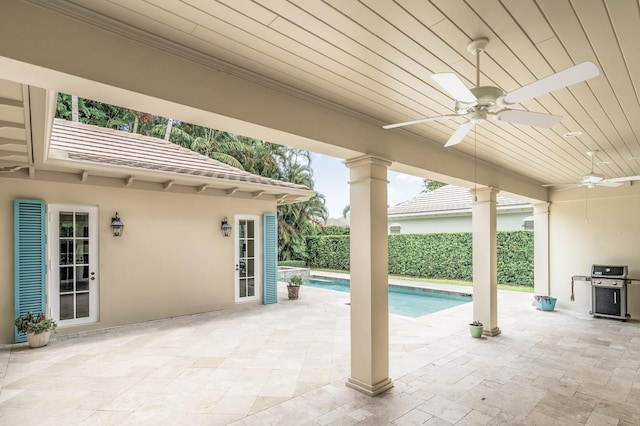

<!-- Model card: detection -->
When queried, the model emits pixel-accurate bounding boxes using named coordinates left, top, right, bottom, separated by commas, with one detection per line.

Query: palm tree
left=129, top=110, right=154, bottom=134
left=164, top=118, right=173, bottom=140
left=151, top=121, right=192, bottom=147
left=276, top=151, right=328, bottom=260
left=342, top=205, right=350, bottom=219
left=71, top=95, right=79, bottom=122
left=190, top=130, right=252, bottom=170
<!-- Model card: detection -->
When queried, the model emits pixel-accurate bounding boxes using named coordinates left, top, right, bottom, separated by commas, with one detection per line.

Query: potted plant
left=15, top=311, right=57, bottom=348
left=469, top=320, right=484, bottom=338
left=287, top=274, right=304, bottom=300
left=533, top=295, right=557, bottom=311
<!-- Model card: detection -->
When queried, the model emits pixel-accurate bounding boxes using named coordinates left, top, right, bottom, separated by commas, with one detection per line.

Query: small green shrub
left=15, top=311, right=57, bottom=335
left=288, top=274, right=304, bottom=286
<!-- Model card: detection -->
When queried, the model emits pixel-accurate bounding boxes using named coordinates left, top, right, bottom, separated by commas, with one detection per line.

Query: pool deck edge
left=310, top=270, right=474, bottom=295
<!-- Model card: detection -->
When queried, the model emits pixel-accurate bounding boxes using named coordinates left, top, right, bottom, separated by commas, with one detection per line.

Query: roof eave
left=38, top=155, right=315, bottom=203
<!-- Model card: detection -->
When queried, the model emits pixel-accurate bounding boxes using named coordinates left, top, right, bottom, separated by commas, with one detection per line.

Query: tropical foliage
left=56, top=94, right=328, bottom=260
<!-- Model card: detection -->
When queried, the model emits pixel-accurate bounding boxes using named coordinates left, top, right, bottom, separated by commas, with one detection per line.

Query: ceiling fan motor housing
left=470, top=86, right=504, bottom=109
left=455, top=86, right=505, bottom=117
left=582, top=173, right=605, bottom=184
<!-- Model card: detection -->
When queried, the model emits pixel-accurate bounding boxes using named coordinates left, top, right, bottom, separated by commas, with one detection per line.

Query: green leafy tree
left=421, top=179, right=447, bottom=193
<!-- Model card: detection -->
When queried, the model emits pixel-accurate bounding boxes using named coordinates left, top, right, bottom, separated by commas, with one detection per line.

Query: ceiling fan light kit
left=383, top=37, right=600, bottom=148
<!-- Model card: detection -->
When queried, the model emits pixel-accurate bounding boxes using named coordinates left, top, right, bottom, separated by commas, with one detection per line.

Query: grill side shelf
left=571, top=275, right=591, bottom=301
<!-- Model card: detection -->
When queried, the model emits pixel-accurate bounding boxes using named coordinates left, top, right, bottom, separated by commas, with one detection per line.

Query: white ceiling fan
left=383, top=38, right=599, bottom=147
left=545, top=151, right=640, bottom=189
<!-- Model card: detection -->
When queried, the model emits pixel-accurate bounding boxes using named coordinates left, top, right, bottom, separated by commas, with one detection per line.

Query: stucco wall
left=1, top=177, right=276, bottom=343
left=549, top=185, right=640, bottom=318
left=389, top=211, right=531, bottom=234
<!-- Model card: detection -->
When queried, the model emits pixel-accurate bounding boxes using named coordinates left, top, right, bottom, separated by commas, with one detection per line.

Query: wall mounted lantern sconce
left=111, top=212, right=124, bottom=237
left=221, top=216, right=232, bottom=237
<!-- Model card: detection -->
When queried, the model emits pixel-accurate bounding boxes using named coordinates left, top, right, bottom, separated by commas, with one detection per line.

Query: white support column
left=471, top=187, right=500, bottom=337
left=344, top=154, right=393, bottom=397
left=533, top=203, right=550, bottom=296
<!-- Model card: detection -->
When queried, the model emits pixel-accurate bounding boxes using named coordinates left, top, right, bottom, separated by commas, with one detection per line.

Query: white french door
left=49, top=205, right=99, bottom=325
left=235, top=216, right=260, bottom=302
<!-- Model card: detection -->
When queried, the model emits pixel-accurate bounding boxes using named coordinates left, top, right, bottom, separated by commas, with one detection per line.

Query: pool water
left=305, top=277, right=471, bottom=318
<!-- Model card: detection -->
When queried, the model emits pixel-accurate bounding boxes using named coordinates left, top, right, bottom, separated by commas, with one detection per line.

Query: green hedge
left=278, top=260, right=307, bottom=268
left=388, top=233, right=473, bottom=280
left=496, top=231, right=534, bottom=285
left=322, top=225, right=350, bottom=235
left=307, top=235, right=351, bottom=270
left=306, top=231, right=533, bottom=286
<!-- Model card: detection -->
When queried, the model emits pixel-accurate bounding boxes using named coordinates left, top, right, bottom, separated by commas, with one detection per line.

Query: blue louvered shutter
left=263, top=213, right=278, bottom=304
left=14, top=199, right=47, bottom=343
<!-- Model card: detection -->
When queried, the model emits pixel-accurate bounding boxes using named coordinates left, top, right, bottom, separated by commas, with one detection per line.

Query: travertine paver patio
left=1, top=276, right=640, bottom=425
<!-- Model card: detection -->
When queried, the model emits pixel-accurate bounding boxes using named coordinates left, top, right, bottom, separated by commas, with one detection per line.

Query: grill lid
left=591, top=264, right=628, bottom=278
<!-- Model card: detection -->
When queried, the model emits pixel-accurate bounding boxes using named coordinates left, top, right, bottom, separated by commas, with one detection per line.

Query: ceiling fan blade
left=557, top=184, right=584, bottom=192
left=598, top=182, right=623, bottom=187
left=444, top=121, right=475, bottom=147
left=496, top=109, right=563, bottom=128
left=503, top=61, right=599, bottom=105
left=543, top=182, right=583, bottom=191
left=431, top=73, right=477, bottom=103
left=603, top=175, right=640, bottom=183
left=382, top=114, right=459, bottom=130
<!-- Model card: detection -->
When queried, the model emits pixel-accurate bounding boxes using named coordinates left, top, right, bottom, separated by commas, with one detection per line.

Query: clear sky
left=310, top=152, right=424, bottom=219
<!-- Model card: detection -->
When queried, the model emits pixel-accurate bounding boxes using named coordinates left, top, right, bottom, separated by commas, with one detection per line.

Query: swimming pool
left=305, top=277, right=471, bottom=318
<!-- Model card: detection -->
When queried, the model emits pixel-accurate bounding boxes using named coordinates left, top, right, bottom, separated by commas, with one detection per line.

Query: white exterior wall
left=1, top=177, right=275, bottom=343
left=549, top=185, right=640, bottom=318
left=389, top=211, right=531, bottom=234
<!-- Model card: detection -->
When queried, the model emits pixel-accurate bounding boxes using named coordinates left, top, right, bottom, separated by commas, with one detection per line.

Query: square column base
left=346, top=377, right=393, bottom=397
left=483, top=327, right=501, bottom=337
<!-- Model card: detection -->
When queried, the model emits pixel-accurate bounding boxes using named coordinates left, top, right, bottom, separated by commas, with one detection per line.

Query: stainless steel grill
left=591, top=264, right=629, bottom=321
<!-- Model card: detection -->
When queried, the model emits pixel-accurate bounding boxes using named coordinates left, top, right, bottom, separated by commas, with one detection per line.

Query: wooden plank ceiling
left=46, top=0, right=640, bottom=187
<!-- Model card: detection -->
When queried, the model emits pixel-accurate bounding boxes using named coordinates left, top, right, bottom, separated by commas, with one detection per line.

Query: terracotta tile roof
left=49, top=118, right=310, bottom=191
left=388, top=184, right=530, bottom=216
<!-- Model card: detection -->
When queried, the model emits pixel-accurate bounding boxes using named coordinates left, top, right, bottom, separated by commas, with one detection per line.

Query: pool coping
left=309, top=270, right=474, bottom=296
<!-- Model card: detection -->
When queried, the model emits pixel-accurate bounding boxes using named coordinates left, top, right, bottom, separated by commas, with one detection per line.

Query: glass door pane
left=58, top=211, right=91, bottom=320
left=237, top=218, right=257, bottom=300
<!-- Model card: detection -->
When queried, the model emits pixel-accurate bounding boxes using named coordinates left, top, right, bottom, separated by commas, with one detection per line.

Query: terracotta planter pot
left=287, top=285, right=300, bottom=300
left=26, top=330, right=51, bottom=348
